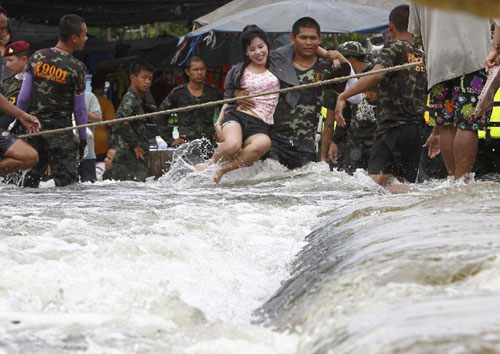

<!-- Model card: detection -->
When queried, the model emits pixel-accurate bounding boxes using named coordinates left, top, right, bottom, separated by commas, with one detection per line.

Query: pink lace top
left=237, top=68, right=280, bottom=125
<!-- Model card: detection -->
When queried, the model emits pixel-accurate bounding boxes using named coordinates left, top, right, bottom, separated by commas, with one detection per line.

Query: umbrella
left=195, top=0, right=407, bottom=26
left=188, top=0, right=390, bottom=37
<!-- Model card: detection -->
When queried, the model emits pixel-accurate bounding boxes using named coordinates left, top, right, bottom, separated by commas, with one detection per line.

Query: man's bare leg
left=0, top=139, right=38, bottom=175
left=370, top=172, right=410, bottom=194
left=214, top=133, right=271, bottom=183
left=438, top=125, right=457, bottom=177
left=454, top=128, right=478, bottom=180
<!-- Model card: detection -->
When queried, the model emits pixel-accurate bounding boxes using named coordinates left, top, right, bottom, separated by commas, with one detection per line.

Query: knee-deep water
left=2, top=157, right=500, bottom=353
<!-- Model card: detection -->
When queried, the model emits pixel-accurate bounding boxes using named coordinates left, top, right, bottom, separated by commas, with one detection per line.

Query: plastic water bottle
left=172, top=126, right=179, bottom=140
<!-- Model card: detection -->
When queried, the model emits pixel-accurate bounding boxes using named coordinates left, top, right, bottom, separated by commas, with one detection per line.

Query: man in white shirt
left=78, top=91, right=102, bottom=182
left=409, top=2, right=497, bottom=180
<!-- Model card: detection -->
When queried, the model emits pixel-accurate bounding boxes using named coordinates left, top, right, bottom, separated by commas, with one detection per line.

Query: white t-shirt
left=84, top=91, right=102, bottom=160
left=408, top=2, right=495, bottom=90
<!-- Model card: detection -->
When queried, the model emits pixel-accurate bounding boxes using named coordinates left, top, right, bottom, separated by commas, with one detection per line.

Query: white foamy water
left=2, top=159, right=500, bottom=353
left=0, top=160, right=373, bottom=353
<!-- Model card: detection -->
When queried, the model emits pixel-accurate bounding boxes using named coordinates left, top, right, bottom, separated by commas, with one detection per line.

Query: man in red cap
left=0, top=41, right=30, bottom=130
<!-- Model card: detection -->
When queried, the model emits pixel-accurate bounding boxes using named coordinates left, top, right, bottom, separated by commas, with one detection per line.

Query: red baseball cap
left=4, top=41, right=30, bottom=57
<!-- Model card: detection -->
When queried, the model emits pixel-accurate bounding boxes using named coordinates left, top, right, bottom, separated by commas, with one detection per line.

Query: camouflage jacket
left=0, top=72, right=24, bottom=129
left=157, top=83, right=222, bottom=144
left=271, top=61, right=350, bottom=144
left=26, top=48, right=87, bottom=128
left=375, top=39, right=427, bottom=136
left=1, top=71, right=23, bottom=105
left=113, top=88, right=157, bottom=152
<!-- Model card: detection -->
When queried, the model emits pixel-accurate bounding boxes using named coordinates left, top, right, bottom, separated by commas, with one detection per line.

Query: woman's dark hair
left=236, top=25, right=271, bottom=86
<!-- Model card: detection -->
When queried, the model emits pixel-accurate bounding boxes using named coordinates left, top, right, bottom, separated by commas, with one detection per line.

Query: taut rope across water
left=17, top=61, right=422, bottom=139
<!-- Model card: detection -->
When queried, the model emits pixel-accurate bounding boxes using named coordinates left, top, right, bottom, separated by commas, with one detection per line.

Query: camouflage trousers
left=23, top=130, right=78, bottom=187
left=111, top=146, right=148, bottom=182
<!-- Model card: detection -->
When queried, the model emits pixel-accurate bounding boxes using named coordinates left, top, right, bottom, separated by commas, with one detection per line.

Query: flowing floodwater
left=1, top=156, right=500, bottom=353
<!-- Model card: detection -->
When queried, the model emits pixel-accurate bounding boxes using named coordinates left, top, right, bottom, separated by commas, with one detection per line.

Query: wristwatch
left=490, top=40, right=500, bottom=52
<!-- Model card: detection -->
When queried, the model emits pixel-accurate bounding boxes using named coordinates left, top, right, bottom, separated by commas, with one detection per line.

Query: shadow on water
left=256, top=181, right=500, bottom=353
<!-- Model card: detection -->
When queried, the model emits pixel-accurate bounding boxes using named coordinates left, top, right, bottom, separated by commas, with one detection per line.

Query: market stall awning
left=188, top=0, right=390, bottom=36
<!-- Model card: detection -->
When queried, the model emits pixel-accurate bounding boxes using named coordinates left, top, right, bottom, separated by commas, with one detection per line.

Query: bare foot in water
left=195, top=161, right=213, bottom=172
left=213, top=168, right=225, bottom=183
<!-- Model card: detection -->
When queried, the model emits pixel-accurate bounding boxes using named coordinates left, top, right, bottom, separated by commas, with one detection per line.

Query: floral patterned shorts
left=428, top=69, right=488, bottom=131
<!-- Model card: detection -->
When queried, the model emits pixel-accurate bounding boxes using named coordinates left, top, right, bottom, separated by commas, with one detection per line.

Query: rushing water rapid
left=1, top=157, right=500, bottom=353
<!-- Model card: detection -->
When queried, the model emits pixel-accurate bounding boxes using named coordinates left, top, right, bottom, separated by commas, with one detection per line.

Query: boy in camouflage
left=111, top=61, right=157, bottom=182
left=335, top=5, right=427, bottom=193
left=17, top=14, right=88, bottom=188
left=0, top=41, right=30, bottom=131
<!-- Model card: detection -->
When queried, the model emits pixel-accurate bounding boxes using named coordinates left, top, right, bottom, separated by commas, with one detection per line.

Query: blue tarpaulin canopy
left=187, top=0, right=390, bottom=37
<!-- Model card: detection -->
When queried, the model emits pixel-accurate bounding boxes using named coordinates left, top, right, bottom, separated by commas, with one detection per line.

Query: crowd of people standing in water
left=1, top=3, right=500, bottom=192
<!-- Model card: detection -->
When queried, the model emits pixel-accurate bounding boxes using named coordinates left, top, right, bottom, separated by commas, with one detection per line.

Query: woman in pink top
left=199, top=25, right=280, bottom=183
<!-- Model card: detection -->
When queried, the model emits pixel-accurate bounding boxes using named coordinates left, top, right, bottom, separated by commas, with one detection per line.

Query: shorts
left=368, top=123, right=424, bottom=182
left=0, top=128, right=17, bottom=158
left=268, top=134, right=317, bottom=169
left=222, top=110, right=270, bottom=142
left=340, top=141, right=372, bottom=174
left=428, top=69, right=488, bottom=131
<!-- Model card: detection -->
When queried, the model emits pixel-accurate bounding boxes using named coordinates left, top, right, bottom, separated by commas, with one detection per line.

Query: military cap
left=338, top=41, right=370, bottom=57
left=4, top=41, right=30, bottom=57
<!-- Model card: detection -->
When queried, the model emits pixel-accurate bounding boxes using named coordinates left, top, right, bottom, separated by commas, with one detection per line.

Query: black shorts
left=222, top=110, right=270, bottom=142
left=0, top=128, right=17, bottom=158
left=368, top=124, right=424, bottom=182
left=340, top=142, right=371, bottom=174
left=268, top=134, right=317, bottom=169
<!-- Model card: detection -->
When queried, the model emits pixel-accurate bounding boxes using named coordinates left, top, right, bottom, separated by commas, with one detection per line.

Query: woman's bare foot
left=195, top=160, right=213, bottom=172
left=213, top=168, right=225, bottom=184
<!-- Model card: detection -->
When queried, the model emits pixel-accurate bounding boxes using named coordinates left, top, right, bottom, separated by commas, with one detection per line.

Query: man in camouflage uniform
left=267, top=17, right=350, bottom=169
left=335, top=5, right=427, bottom=193
left=112, top=61, right=157, bottom=182
left=17, top=14, right=88, bottom=188
left=157, top=56, right=222, bottom=154
left=0, top=41, right=30, bottom=131
left=330, top=41, right=378, bottom=174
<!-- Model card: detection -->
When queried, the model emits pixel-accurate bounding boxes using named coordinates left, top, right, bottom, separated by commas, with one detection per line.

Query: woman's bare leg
left=0, top=139, right=38, bottom=175
left=196, top=123, right=242, bottom=171
left=214, top=133, right=271, bottom=183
